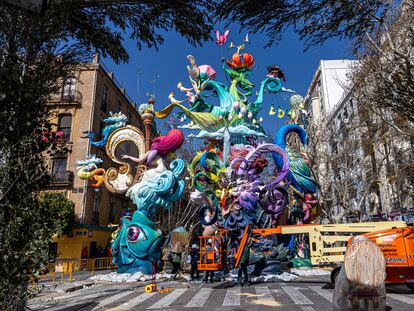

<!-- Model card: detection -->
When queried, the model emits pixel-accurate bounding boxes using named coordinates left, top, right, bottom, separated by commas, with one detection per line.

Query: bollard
left=69, top=262, right=73, bottom=281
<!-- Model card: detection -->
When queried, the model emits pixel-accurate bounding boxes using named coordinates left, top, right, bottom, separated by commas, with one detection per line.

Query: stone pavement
left=29, top=276, right=414, bottom=311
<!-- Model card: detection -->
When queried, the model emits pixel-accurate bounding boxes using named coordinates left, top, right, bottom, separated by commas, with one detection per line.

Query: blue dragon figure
left=273, top=124, right=320, bottom=222
left=111, top=158, right=186, bottom=274
left=82, top=112, right=127, bottom=147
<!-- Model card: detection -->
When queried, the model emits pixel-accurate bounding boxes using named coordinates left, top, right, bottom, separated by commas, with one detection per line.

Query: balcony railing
left=61, top=91, right=82, bottom=105
left=50, top=171, right=74, bottom=186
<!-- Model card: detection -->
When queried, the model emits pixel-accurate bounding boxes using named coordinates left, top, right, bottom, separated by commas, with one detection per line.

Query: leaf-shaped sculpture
left=155, top=102, right=227, bottom=132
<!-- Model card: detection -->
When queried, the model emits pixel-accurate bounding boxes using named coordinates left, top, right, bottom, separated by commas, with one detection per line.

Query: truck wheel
left=330, top=266, right=341, bottom=284
left=407, top=283, right=414, bottom=291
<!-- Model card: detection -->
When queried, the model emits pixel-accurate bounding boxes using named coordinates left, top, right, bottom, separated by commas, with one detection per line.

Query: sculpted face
left=112, top=211, right=162, bottom=274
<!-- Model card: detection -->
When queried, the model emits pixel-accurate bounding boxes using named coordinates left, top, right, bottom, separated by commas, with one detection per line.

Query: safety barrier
left=38, top=257, right=117, bottom=284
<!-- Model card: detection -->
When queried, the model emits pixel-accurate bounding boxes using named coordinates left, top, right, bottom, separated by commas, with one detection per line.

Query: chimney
left=93, top=53, right=100, bottom=64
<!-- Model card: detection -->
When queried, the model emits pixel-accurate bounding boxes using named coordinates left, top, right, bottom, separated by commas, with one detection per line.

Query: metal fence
left=38, top=257, right=117, bottom=284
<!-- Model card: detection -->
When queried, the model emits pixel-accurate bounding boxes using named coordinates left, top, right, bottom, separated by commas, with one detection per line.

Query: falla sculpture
left=153, top=33, right=321, bottom=271
left=75, top=31, right=321, bottom=274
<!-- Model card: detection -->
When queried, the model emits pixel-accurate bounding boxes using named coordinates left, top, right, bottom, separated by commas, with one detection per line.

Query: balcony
left=61, top=91, right=82, bottom=105
left=48, top=91, right=82, bottom=107
left=50, top=170, right=74, bottom=187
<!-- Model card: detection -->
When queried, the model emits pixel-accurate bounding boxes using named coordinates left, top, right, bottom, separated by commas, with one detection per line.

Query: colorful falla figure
left=75, top=30, right=322, bottom=275
left=77, top=108, right=186, bottom=273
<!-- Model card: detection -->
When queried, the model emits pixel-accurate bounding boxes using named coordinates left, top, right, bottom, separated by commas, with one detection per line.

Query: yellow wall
left=53, top=227, right=113, bottom=259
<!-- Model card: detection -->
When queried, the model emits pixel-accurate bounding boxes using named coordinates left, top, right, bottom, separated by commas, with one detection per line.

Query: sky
left=103, top=27, right=353, bottom=138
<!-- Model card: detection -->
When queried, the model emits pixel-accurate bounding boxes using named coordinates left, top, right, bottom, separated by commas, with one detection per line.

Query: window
left=93, top=192, right=100, bottom=224
left=93, top=193, right=100, bottom=213
left=52, top=157, right=68, bottom=182
left=58, top=114, right=72, bottom=141
left=343, top=108, right=348, bottom=120
left=62, top=76, right=77, bottom=99
left=102, top=85, right=108, bottom=113
left=115, top=100, right=121, bottom=112
left=52, top=157, right=67, bottom=175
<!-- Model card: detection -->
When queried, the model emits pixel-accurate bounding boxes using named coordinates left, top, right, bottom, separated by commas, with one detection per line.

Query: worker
left=81, top=247, right=88, bottom=259
left=171, top=242, right=183, bottom=275
left=190, top=244, right=200, bottom=281
left=203, top=241, right=214, bottom=283
left=238, top=240, right=250, bottom=286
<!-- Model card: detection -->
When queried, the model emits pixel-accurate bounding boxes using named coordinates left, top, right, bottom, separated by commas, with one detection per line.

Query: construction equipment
left=198, top=221, right=408, bottom=271
left=331, top=226, right=414, bottom=289
left=198, top=229, right=228, bottom=271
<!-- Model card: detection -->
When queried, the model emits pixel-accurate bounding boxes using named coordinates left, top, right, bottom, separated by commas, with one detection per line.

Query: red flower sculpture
left=226, top=52, right=255, bottom=70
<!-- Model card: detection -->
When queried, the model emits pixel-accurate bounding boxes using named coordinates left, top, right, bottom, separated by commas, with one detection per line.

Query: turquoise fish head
left=112, top=211, right=162, bottom=274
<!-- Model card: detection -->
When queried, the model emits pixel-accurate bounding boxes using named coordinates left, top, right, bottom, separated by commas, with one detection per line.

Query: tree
left=216, top=0, right=396, bottom=49
left=306, top=106, right=384, bottom=223
left=0, top=2, right=215, bottom=309
left=306, top=93, right=414, bottom=223
left=350, top=1, right=414, bottom=123
left=217, top=0, right=413, bottom=124
left=37, top=192, right=75, bottom=236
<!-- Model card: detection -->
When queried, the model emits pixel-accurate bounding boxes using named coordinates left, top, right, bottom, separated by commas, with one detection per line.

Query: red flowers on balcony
left=40, top=131, right=63, bottom=141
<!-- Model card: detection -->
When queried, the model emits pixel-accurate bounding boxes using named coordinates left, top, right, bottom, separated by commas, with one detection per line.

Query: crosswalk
left=29, top=283, right=414, bottom=310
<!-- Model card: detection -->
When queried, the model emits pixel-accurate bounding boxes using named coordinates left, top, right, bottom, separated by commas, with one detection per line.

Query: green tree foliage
left=0, top=1, right=215, bottom=309
left=38, top=192, right=75, bottom=236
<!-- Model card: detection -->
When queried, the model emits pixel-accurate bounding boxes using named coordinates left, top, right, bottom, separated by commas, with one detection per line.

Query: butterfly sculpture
left=215, top=30, right=230, bottom=46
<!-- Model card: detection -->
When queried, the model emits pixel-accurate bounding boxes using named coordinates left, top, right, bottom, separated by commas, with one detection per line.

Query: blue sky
left=103, top=27, right=353, bottom=138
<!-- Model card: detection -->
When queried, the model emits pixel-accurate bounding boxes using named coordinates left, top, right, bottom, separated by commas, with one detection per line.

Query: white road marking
left=91, top=290, right=134, bottom=310
left=281, top=286, right=313, bottom=305
left=222, top=287, right=241, bottom=306
left=388, top=293, right=414, bottom=304
left=255, top=286, right=278, bottom=306
left=148, top=288, right=187, bottom=309
left=107, top=292, right=156, bottom=311
left=308, top=286, right=333, bottom=302
left=55, top=288, right=105, bottom=300
left=301, top=307, right=316, bottom=311
left=40, top=300, right=98, bottom=311
left=185, top=288, right=212, bottom=307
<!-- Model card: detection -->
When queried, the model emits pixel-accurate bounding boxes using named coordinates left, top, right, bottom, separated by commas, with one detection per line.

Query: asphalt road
left=29, top=279, right=414, bottom=311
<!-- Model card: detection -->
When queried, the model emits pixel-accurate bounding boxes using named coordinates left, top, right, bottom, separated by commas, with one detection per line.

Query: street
left=29, top=278, right=414, bottom=311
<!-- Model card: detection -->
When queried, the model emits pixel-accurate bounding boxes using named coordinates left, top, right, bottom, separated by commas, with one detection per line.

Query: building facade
left=46, top=54, right=146, bottom=257
left=303, top=60, right=413, bottom=223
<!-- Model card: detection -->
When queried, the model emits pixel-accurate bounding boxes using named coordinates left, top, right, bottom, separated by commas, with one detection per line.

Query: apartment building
left=303, top=60, right=414, bottom=223
left=46, top=54, right=146, bottom=258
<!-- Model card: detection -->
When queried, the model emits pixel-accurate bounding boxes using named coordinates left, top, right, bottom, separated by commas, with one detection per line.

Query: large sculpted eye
left=127, top=225, right=147, bottom=242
